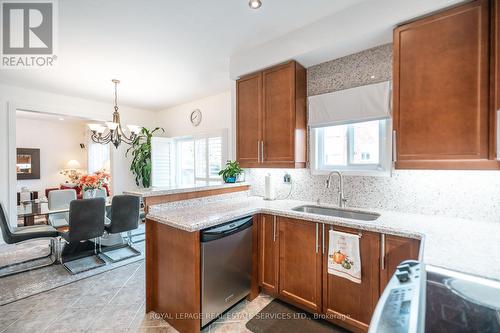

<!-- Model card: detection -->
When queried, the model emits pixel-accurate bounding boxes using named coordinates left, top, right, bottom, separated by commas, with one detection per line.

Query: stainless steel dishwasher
left=200, top=216, right=253, bottom=327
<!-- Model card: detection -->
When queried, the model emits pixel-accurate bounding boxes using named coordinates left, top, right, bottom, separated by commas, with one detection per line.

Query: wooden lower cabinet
left=322, top=226, right=381, bottom=333
left=258, top=214, right=279, bottom=295
left=380, top=235, right=421, bottom=292
left=257, top=215, right=421, bottom=333
left=278, top=217, right=323, bottom=313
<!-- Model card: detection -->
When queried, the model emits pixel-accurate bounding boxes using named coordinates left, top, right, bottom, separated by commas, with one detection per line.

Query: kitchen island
left=145, top=194, right=500, bottom=333
left=125, top=181, right=250, bottom=213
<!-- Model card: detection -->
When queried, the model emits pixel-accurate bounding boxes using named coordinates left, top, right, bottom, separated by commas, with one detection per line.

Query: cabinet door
left=237, top=73, right=262, bottom=168
left=258, top=214, right=279, bottom=295
left=380, top=235, right=420, bottom=292
left=322, top=226, right=380, bottom=333
left=393, top=0, right=493, bottom=169
left=262, top=62, right=295, bottom=166
left=278, top=217, right=322, bottom=313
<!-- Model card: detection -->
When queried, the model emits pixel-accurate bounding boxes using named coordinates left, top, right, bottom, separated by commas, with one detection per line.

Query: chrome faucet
left=326, top=171, right=347, bottom=208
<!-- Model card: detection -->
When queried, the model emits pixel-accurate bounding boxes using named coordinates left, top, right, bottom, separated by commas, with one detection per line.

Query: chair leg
left=99, top=231, right=141, bottom=263
left=0, top=238, right=58, bottom=278
left=127, top=231, right=133, bottom=246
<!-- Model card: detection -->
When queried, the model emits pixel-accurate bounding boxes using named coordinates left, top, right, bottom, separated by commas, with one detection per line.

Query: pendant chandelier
left=88, top=79, right=140, bottom=148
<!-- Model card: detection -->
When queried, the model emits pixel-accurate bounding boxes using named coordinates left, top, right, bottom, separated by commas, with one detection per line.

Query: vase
left=87, top=189, right=97, bottom=198
left=225, top=177, right=236, bottom=183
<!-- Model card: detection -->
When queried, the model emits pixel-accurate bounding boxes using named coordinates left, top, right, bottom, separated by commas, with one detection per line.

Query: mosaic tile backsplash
left=307, top=43, right=392, bottom=97
left=244, top=44, right=500, bottom=224
left=245, top=169, right=500, bottom=223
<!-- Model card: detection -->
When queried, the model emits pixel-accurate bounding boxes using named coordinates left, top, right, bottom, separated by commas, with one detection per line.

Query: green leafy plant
left=218, top=160, right=243, bottom=182
left=126, top=127, right=165, bottom=188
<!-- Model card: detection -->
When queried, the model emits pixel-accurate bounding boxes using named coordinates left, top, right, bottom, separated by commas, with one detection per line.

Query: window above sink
left=311, top=119, right=392, bottom=177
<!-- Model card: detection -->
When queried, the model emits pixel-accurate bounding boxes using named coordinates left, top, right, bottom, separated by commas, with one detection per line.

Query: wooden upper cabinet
left=236, top=61, right=307, bottom=168
left=236, top=73, right=262, bottom=167
left=322, top=226, right=380, bottom=333
left=393, top=0, right=499, bottom=169
left=380, top=235, right=420, bottom=292
left=278, top=217, right=322, bottom=313
left=257, top=214, right=279, bottom=295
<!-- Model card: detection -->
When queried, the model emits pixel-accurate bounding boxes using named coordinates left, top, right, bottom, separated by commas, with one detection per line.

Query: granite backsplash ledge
left=244, top=169, right=500, bottom=223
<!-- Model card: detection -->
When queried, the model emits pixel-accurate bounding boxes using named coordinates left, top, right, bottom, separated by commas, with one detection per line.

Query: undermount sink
left=291, top=205, right=380, bottom=221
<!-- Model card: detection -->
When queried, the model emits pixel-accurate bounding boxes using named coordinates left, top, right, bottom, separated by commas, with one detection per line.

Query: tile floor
left=0, top=260, right=273, bottom=333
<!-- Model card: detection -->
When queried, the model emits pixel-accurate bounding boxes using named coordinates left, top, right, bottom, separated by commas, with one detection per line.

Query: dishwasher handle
left=200, top=216, right=253, bottom=242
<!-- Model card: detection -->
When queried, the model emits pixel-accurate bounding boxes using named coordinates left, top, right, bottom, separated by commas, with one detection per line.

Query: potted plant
left=126, top=127, right=165, bottom=188
left=218, top=160, right=243, bottom=183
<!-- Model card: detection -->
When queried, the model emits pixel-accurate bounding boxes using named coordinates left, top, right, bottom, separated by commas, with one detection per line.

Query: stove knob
left=396, top=271, right=410, bottom=283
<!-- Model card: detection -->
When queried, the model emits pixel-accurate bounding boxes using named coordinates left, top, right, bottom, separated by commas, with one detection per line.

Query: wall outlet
left=283, top=173, right=291, bottom=184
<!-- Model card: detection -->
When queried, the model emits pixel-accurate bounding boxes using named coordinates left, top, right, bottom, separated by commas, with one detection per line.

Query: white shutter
left=151, top=137, right=173, bottom=187
left=208, top=136, right=222, bottom=178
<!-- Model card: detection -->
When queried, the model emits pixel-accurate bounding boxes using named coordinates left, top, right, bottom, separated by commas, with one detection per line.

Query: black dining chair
left=0, top=202, right=59, bottom=277
left=100, top=195, right=141, bottom=262
left=59, top=197, right=106, bottom=274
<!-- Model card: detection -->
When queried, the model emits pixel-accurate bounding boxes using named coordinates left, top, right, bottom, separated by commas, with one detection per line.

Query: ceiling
left=0, top=0, right=366, bottom=110
left=0, top=0, right=463, bottom=111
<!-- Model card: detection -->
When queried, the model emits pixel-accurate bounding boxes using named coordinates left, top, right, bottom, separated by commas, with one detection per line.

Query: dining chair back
left=0, top=201, right=58, bottom=277
left=101, top=195, right=141, bottom=262
left=59, top=198, right=107, bottom=274
left=107, top=195, right=140, bottom=234
left=0, top=202, right=14, bottom=244
left=64, top=198, right=105, bottom=243
left=48, top=189, right=77, bottom=228
left=83, top=188, right=110, bottom=225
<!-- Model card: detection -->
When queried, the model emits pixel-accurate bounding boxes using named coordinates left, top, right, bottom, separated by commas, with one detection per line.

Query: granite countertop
left=147, top=195, right=500, bottom=281
left=124, top=181, right=250, bottom=198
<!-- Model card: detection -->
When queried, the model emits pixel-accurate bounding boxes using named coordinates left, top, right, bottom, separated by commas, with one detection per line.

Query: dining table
left=17, top=197, right=112, bottom=228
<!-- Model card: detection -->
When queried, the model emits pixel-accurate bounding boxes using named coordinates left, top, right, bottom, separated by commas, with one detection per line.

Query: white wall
left=229, top=0, right=463, bottom=78
left=157, top=90, right=232, bottom=144
left=0, top=83, right=158, bottom=228
left=16, top=117, right=88, bottom=192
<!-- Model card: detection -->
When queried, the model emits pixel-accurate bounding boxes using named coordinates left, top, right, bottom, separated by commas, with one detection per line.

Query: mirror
left=16, top=148, right=40, bottom=180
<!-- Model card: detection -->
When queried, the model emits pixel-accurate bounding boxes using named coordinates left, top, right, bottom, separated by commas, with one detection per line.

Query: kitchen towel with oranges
left=328, top=230, right=361, bottom=283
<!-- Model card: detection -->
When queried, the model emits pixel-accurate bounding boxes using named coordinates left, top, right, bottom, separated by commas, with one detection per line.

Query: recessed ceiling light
left=249, top=0, right=262, bottom=9
left=59, top=117, right=64, bottom=121
left=370, top=75, right=376, bottom=79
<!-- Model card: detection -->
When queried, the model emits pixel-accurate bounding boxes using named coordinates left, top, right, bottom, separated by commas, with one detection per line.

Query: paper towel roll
left=264, top=173, right=275, bottom=200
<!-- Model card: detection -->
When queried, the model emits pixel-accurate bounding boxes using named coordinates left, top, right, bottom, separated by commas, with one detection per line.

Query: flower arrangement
left=78, top=172, right=110, bottom=191
left=60, top=169, right=83, bottom=183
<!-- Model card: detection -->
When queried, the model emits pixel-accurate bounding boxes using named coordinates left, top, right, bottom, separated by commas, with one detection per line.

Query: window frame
left=311, top=119, right=392, bottom=177
left=172, top=129, right=228, bottom=185
left=87, top=136, right=111, bottom=175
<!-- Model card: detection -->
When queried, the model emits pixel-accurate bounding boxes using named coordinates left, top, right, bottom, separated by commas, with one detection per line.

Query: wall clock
left=190, top=109, right=202, bottom=127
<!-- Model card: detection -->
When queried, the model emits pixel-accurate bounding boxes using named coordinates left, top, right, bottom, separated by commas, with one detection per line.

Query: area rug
left=246, top=299, right=349, bottom=333
left=0, top=241, right=144, bottom=305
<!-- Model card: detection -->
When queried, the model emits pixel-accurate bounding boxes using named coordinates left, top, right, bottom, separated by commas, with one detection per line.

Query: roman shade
left=308, top=81, right=391, bottom=128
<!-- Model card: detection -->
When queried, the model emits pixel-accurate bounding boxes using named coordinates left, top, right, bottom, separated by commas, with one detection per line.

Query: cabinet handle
left=273, top=216, right=276, bottom=242
left=261, top=141, right=265, bottom=162
left=257, top=141, right=260, bottom=163
left=315, top=223, right=319, bottom=254
left=496, top=110, right=500, bottom=160
left=392, top=130, right=397, bottom=162
left=381, top=233, right=386, bottom=270
left=322, top=224, right=325, bottom=254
